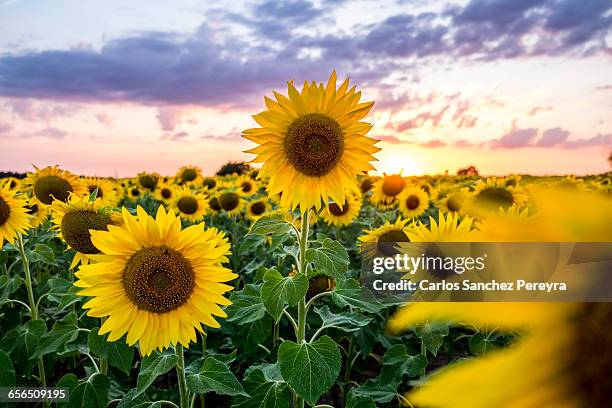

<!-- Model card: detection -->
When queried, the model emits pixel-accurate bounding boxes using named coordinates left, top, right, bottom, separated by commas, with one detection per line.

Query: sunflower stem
left=200, top=333, right=207, bottom=408
left=16, top=234, right=49, bottom=408
left=99, top=317, right=108, bottom=375
left=175, top=344, right=189, bottom=408
left=294, top=211, right=310, bottom=408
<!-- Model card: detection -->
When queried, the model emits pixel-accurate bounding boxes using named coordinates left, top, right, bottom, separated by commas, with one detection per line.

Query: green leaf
left=353, top=380, right=398, bottom=404
left=247, top=214, right=293, bottom=237
left=187, top=356, right=247, bottom=397
left=134, top=350, right=179, bottom=398
left=277, top=335, right=341, bottom=405
left=469, top=333, right=493, bottom=355
left=65, top=374, right=109, bottom=408
left=331, top=278, right=384, bottom=313
left=226, top=284, right=267, bottom=325
left=0, top=320, right=46, bottom=374
left=231, top=367, right=291, bottom=408
left=117, top=389, right=163, bottom=408
left=0, top=350, right=16, bottom=387
left=30, top=243, right=56, bottom=265
left=31, top=318, right=79, bottom=359
left=346, top=389, right=376, bottom=408
left=382, top=344, right=427, bottom=378
left=261, top=268, right=308, bottom=321
left=314, top=305, right=372, bottom=333
left=305, top=238, right=349, bottom=279
left=88, top=328, right=135, bottom=374
left=0, top=275, right=22, bottom=300
left=234, top=315, right=273, bottom=354
left=415, top=323, right=449, bottom=356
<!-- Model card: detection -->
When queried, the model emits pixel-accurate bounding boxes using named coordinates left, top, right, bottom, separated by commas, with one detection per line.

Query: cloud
left=161, top=131, right=190, bottom=141
left=527, top=106, right=553, bottom=116
left=19, top=127, right=68, bottom=139
left=536, top=126, right=570, bottom=146
left=491, top=127, right=539, bottom=148
left=393, top=105, right=450, bottom=132
left=420, top=139, right=446, bottom=148
left=595, top=84, right=612, bottom=91
left=454, top=139, right=475, bottom=148
left=0, top=120, right=11, bottom=134
left=156, top=106, right=192, bottom=132
left=2, top=98, right=81, bottom=122
left=377, top=134, right=405, bottom=144
left=95, top=113, right=114, bottom=127
left=563, top=133, right=612, bottom=148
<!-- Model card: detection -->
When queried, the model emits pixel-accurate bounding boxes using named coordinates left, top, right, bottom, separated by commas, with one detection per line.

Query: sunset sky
left=0, top=0, right=611, bottom=176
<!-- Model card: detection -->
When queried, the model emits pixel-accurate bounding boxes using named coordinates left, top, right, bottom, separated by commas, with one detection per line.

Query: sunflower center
left=177, top=196, right=198, bottom=215
left=34, top=175, right=73, bottom=204
left=570, top=303, right=612, bottom=407
left=138, top=174, right=158, bottom=190
left=329, top=202, right=349, bottom=216
left=250, top=201, right=266, bottom=215
left=122, top=246, right=195, bottom=313
left=377, top=229, right=409, bottom=256
left=203, top=178, right=216, bottom=189
left=0, top=196, right=10, bottom=226
left=360, top=178, right=374, bottom=193
left=131, top=188, right=140, bottom=197
left=382, top=176, right=405, bottom=196
left=406, top=195, right=420, bottom=210
left=209, top=197, right=221, bottom=211
left=241, top=182, right=252, bottom=193
left=181, top=168, right=198, bottom=182
left=447, top=196, right=461, bottom=212
left=474, top=187, right=514, bottom=211
left=219, top=193, right=240, bottom=211
left=61, top=210, right=111, bottom=254
left=285, top=113, right=344, bottom=177
left=161, top=188, right=172, bottom=199
left=88, top=185, right=103, bottom=198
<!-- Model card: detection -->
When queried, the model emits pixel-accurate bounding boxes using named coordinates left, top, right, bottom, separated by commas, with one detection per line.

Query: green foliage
left=261, top=268, right=308, bottom=321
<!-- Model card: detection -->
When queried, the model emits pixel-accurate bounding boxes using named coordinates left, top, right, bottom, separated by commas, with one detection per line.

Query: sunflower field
left=1, top=73, right=611, bottom=408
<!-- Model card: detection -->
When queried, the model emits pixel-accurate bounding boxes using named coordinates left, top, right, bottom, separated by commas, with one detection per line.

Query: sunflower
left=137, top=172, right=159, bottom=192
left=127, top=185, right=142, bottom=200
left=5, top=177, right=20, bottom=190
left=173, top=187, right=208, bottom=222
left=156, top=183, right=176, bottom=205
left=246, top=198, right=269, bottom=221
left=358, top=218, right=412, bottom=258
left=243, top=70, right=380, bottom=212
left=51, top=194, right=121, bottom=269
left=217, top=190, right=243, bottom=217
left=202, top=177, right=217, bottom=191
left=74, top=206, right=235, bottom=356
left=437, top=190, right=467, bottom=215
left=25, top=199, right=49, bottom=229
left=407, top=211, right=476, bottom=242
left=397, top=186, right=429, bottom=219
left=83, top=177, right=119, bottom=206
left=388, top=302, right=612, bottom=408
left=359, top=175, right=375, bottom=194
left=236, top=175, right=259, bottom=196
left=0, top=182, right=31, bottom=246
left=371, top=174, right=406, bottom=209
left=176, top=166, right=202, bottom=185
left=320, top=191, right=361, bottom=227
left=23, top=165, right=87, bottom=206
left=469, top=178, right=527, bottom=213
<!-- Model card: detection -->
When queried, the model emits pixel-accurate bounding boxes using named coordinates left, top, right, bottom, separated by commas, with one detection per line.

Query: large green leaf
left=305, top=238, right=349, bottom=279
left=331, top=278, right=384, bottom=313
left=231, top=367, right=291, bottom=408
left=29, top=243, right=56, bottom=265
left=314, top=305, right=372, bottom=333
left=134, top=350, right=179, bottom=398
left=117, top=389, right=163, bottom=408
left=226, top=284, right=267, bottom=325
left=277, top=335, right=341, bottom=405
left=346, top=389, right=376, bottom=408
left=415, top=323, right=449, bottom=356
left=382, top=344, right=428, bottom=379
left=0, top=350, right=15, bottom=387
left=31, top=317, right=79, bottom=359
left=65, top=374, right=109, bottom=408
left=187, top=356, right=247, bottom=397
left=0, top=318, right=46, bottom=374
left=247, top=214, right=293, bottom=236
left=88, top=328, right=135, bottom=375
left=260, top=268, right=308, bottom=321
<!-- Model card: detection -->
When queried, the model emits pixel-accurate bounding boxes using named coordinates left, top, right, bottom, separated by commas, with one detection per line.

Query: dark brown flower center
left=382, top=175, right=405, bottom=197
left=26, top=204, right=38, bottom=216
left=161, top=188, right=172, bottom=199
left=61, top=210, right=111, bottom=254
left=177, top=196, right=199, bottom=215
left=474, top=187, right=514, bottom=211
left=241, top=182, right=253, bottom=193
left=0, top=196, right=10, bottom=226
left=406, top=195, right=420, bottom=210
left=447, top=196, right=461, bottom=212
left=131, top=188, right=140, bottom=197
left=250, top=201, right=266, bottom=215
left=181, top=168, right=198, bottom=182
left=203, top=178, right=216, bottom=189
left=219, top=193, right=240, bottom=211
left=34, top=175, right=73, bottom=204
left=328, top=202, right=349, bottom=216
left=209, top=197, right=221, bottom=211
left=285, top=113, right=344, bottom=177
left=122, top=246, right=195, bottom=313
left=138, top=174, right=158, bottom=190
left=377, top=229, right=409, bottom=256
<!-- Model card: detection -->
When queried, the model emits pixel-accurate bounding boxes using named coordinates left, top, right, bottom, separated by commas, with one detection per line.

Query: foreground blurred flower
left=75, top=206, right=235, bottom=355
left=51, top=194, right=120, bottom=269
left=23, top=165, right=86, bottom=206
left=243, top=70, right=380, bottom=212
left=389, top=302, right=612, bottom=408
left=0, top=181, right=31, bottom=245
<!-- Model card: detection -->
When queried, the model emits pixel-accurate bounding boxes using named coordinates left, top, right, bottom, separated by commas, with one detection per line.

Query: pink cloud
left=156, top=106, right=191, bottom=132
left=95, top=113, right=114, bottom=127
left=527, top=106, right=553, bottom=116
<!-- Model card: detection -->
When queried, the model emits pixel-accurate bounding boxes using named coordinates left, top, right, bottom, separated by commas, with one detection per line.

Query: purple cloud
left=563, top=133, right=612, bottom=148
left=491, top=127, right=538, bottom=148
left=536, top=127, right=570, bottom=146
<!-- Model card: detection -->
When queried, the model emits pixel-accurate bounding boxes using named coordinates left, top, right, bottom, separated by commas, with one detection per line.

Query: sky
left=0, top=0, right=611, bottom=177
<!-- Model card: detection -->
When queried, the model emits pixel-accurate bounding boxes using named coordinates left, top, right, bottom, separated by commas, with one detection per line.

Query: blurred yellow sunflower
left=236, top=175, right=259, bottom=196
left=202, top=177, right=217, bottom=191
left=25, top=199, right=49, bottom=229
left=137, top=172, right=159, bottom=192
left=51, top=194, right=121, bottom=269
left=75, top=206, right=235, bottom=356
left=217, top=190, right=243, bottom=217
left=437, top=190, right=467, bottom=215
left=320, top=191, right=361, bottom=227
left=0, top=182, right=31, bottom=245
left=243, top=70, right=380, bottom=212
left=358, top=218, right=412, bottom=258
left=23, top=165, right=86, bottom=206
left=408, top=211, right=476, bottom=242
left=83, top=177, right=119, bottom=206
left=371, top=174, right=406, bottom=208
left=389, top=302, right=611, bottom=408
left=176, top=166, right=202, bottom=185
left=156, top=182, right=176, bottom=205
left=398, top=186, right=429, bottom=219
left=173, top=187, right=208, bottom=222
left=246, top=198, right=269, bottom=221
left=127, top=185, right=142, bottom=200
left=470, top=178, right=527, bottom=213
